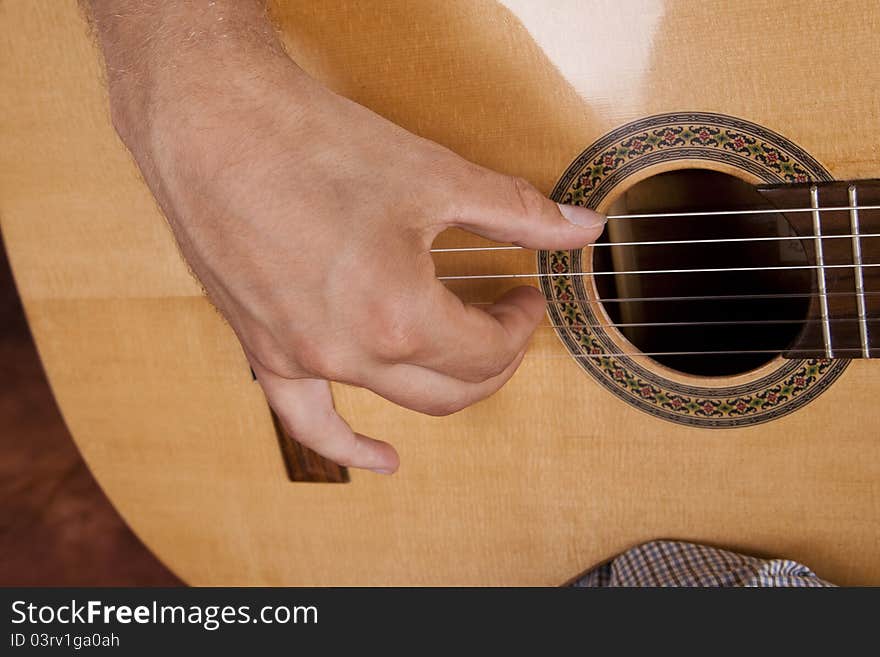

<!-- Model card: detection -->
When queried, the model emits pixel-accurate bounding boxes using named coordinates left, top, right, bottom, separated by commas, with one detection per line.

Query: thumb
left=447, top=167, right=606, bottom=249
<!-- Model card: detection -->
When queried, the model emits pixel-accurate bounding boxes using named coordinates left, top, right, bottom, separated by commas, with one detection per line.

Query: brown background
left=0, top=236, right=180, bottom=586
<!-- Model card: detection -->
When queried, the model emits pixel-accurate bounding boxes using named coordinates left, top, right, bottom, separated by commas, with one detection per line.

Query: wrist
left=90, top=1, right=298, bottom=145
left=106, top=45, right=299, bottom=146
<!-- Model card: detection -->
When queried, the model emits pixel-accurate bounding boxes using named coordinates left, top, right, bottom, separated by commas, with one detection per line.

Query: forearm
left=81, top=0, right=294, bottom=138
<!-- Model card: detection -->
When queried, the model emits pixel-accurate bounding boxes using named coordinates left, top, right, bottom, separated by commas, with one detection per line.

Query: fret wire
left=849, top=186, right=871, bottom=358
left=431, top=232, right=880, bottom=253
left=810, top=186, right=834, bottom=357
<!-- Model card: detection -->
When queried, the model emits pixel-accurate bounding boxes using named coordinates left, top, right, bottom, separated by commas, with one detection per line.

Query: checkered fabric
left=572, top=540, right=835, bottom=587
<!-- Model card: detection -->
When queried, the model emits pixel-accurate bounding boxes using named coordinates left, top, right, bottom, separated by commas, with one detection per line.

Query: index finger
left=400, top=282, right=546, bottom=383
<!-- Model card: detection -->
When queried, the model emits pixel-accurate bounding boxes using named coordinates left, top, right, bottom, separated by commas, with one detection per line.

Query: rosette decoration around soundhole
left=539, top=112, right=848, bottom=427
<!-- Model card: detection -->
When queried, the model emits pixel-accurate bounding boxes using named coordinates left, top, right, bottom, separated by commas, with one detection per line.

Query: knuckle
left=422, top=394, right=470, bottom=417
left=370, top=303, right=424, bottom=361
left=295, top=342, right=345, bottom=380
left=510, top=176, right=546, bottom=219
left=454, top=353, right=510, bottom=384
left=479, top=353, right=511, bottom=380
left=434, top=160, right=487, bottom=225
left=245, top=333, right=301, bottom=379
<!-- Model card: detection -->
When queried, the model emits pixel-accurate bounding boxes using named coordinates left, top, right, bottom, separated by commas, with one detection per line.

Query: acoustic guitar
left=2, top=0, right=878, bottom=585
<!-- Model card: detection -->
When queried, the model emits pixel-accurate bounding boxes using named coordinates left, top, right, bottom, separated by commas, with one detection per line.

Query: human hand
left=91, top=1, right=606, bottom=474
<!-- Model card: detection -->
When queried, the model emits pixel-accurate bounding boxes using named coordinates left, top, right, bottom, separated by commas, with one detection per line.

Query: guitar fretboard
left=759, top=180, right=880, bottom=359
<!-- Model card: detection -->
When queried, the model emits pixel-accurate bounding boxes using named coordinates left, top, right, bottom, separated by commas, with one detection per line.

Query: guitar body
left=2, top=0, right=878, bottom=584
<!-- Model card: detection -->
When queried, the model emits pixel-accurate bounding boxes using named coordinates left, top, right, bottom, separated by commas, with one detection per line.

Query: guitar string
left=520, top=347, right=875, bottom=359
left=600, top=203, right=879, bottom=221
left=530, top=317, right=877, bottom=331
left=432, top=203, right=880, bottom=253
left=438, top=262, right=880, bottom=281
left=470, top=292, right=879, bottom=332
left=431, top=231, right=880, bottom=253
left=471, top=293, right=880, bottom=334
left=434, top=202, right=878, bottom=347
left=467, top=291, right=880, bottom=305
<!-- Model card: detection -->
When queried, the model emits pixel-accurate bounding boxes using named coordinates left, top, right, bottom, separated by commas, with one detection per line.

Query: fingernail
left=557, top=203, right=607, bottom=229
left=369, top=467, right=395, bottom=475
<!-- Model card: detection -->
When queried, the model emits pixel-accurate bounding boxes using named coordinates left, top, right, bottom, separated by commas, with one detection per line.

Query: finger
left=365, top=349, right=526, bottom=416
left=399, top=283, right=544, bottom=383
left=252, top=362, right=400, bottom=474
left=445, top=164, right=606, bottom=249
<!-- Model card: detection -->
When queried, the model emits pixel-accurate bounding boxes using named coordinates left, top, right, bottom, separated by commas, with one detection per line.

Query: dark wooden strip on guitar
left=759, top=180, right=880, bottom=358
left=270, top=411, right=349, bottom=483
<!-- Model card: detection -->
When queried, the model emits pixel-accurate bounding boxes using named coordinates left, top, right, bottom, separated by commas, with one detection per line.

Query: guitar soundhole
left=593, top=169, right=812, bottom=376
